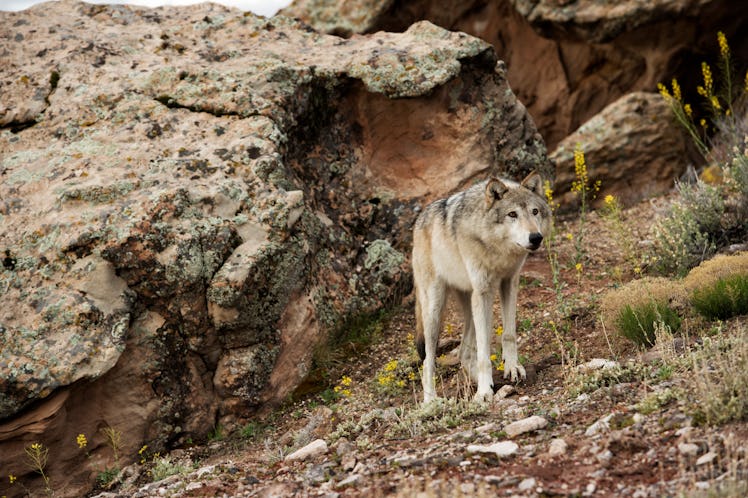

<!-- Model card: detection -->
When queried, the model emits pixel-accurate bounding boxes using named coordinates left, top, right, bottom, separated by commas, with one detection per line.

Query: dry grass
left=682, top=251, right=748, bottom=295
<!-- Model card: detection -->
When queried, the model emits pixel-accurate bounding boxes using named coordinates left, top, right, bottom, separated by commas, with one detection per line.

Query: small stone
left=696, top=451, right=717, bottom=466
left=548, top=438, right=568, bottom=456
left=678, top=443, right=699, bottom=457
left=596, top=449, right=613, bottom=464
left=495, top=385, right=515, bottom=399
left=467, top=441, right=519, bottom=458
left=185, top=482, right=203, bottom=491
left=333, top=437, right=354, bottom=457
left=195, top=465, right=216, bottom=479
left=584, top=482, right=597, bottom=496
left=518, top=477, right=536, bottom=491
left=341, top=452, right=357, bottom=472
left=585, top=413, right=614, bottom=437
left=504, top=415, right=548, bottom=438
left=336, top=474, right=362, bottom=488
left=285, top=439, right=328, bottom=462
left=459, top=482, right=475, bottom=494
left=578, top=358, right=619, bottom=372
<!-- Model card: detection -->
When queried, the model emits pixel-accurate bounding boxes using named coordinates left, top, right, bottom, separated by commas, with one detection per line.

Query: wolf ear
left=521, top=171, right=544, bottom=197
left=485, top=178, right=509, bottom=206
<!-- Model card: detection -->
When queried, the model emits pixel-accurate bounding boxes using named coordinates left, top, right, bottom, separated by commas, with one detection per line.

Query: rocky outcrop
left=0, top=1, right=547, bottom=495
left=551, top=92, right=693, bottom=209
left=282, top=0, right=748, bottom=150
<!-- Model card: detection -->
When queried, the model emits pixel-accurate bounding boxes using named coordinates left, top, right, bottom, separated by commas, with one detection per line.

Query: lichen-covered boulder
left=283, top=0, right=748, bottom=150
left=550, top=92, right=691, bottom=209
left=0, top=1, right=547, bottom=495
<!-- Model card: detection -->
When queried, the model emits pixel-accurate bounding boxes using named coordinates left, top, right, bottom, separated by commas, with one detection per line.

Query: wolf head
left=484, top=171, right=551, bottom=252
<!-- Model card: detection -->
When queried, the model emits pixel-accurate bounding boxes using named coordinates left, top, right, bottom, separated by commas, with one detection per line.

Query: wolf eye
left=532, top=208, right=539, bottom=215
left=508, top=211, right=518, bottom=218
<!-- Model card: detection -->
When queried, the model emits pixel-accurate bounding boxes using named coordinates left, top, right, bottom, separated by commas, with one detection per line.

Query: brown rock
left=0, top=2, right=547, bottom=496
left=550, top=92, right=691, bottom=209
left=284, top=0, right=748, bottom=150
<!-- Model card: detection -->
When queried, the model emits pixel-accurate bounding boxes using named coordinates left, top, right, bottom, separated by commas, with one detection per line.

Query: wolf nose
left=529, top=232, right=543, bottom=249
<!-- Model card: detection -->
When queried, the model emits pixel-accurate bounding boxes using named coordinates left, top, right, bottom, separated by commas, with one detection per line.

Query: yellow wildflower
left=671, top=78, right=682, bottom=102
left=543, top=180, right=553, bottom=204
left=571, top=145, right=595, bottom=197
left=604, top=194, right=615, bottom=206
left=684, top=103, right=693, bottom=118
left=490, top=354, right=497, bottom=362
left=340, top=375, right=352, bottom=386
left=744, top=69, right=748, bottom=93
left=496, top=361, right=504, bottom=372
left=710, top=95, right=721, bottom=111
left=9, top=474, right=16, bottom=484
left=565, top=233, right=573, bottom=241
left=701, top=62, right=713, bottom=96
left=657, top=82, right=671, bottom=100
left=575, top=262, right=583, bottom=272
left=76, top=433, right=88, bottom=449
left=495, top=326, right=503, bottom=336
left=384, top=360, right=398, bottom=372
left=717, top=31, right=729, bottom=60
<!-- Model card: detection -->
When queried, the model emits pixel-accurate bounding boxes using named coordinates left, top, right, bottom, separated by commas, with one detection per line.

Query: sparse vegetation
left=149, top=455, right=189, bottom=482
left=654, top=31, right=748, bottom=277
left=687, top=328, right=748, bottom=426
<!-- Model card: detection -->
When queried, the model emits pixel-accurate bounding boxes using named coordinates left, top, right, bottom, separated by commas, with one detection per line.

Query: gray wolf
left=412, top=172, right=551, bottom=403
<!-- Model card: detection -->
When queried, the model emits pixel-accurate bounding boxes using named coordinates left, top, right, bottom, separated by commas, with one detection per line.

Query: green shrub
left=615, top=300, right=681, bottom=347
left=691, top=273, right=748, bottom=320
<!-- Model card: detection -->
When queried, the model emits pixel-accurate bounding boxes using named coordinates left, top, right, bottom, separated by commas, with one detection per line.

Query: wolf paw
left=503, top=363, right=526, bottom=382
left=473, top=389, right=493, bottom=404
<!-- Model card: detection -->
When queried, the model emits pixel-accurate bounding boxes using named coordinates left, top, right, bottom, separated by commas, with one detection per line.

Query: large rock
left=282, top=0, right=748, bottom=150
left=550, top=92, right=692, bottom=209
left=0, top=1, right=547, bottom=495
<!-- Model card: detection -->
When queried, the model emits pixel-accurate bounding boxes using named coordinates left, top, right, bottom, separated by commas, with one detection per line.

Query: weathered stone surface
left=285, top=439, right=328, bottom=462
left=551, top=92, right=691, bottom=209
left=0, top=1, right=547, bottom=496
left=283, top=0, right=748, bottom=150
left=504, top=415, right=548, bottom=438
left=466, top=440, right=519, bottom=458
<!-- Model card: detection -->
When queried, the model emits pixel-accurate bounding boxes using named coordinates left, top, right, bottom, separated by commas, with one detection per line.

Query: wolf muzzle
left=529, top=232, right=543, bottom=250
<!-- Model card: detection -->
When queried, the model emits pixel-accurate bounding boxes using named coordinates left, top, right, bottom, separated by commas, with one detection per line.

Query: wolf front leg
left=500, top=273, right=526, bottom=382
left=470, top=287, right=495, bottom=402
left=419, top=283, right=446, bottom=403
left=457, top=290, right=478, bottom=384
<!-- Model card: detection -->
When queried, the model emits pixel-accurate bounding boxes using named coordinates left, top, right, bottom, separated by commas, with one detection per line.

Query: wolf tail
left=415, top=295, right=426, bottom=362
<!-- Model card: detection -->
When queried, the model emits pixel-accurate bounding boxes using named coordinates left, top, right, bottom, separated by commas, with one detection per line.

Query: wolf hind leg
left=420, top=282, right=446, bottom=403
left=457, top=291, right=478, bottom=384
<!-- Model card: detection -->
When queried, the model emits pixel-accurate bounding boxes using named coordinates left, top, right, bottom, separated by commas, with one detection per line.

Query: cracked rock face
left=283, top=0, right=748, bottom=150
left=0, top=1, right=547, bottom=495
